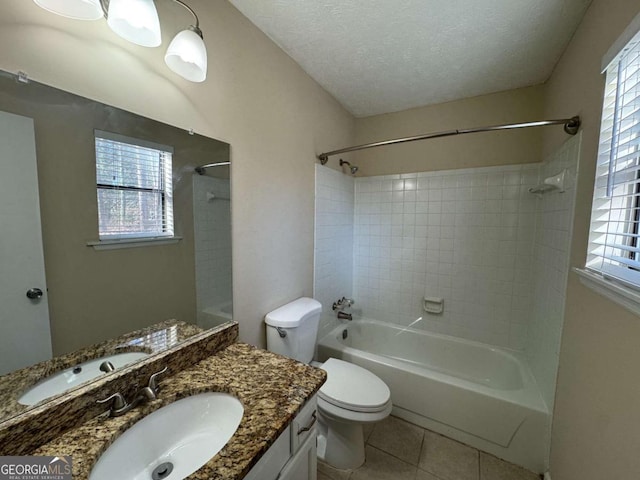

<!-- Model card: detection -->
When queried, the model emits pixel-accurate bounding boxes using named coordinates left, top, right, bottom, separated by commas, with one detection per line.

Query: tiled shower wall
left=353, top=164, right=540, bottom=350
left=193, top=175, right=232, bottom=327
left=314, top=135, right=578, bottom=399
left=314, top=165, right=355, bottom=338
left=528, top=133, right=580, bottom=409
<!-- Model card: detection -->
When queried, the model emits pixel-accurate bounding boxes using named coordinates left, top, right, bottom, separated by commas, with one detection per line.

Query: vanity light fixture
left=32, top=0, right=207, bottom=82
left=33, top=0, right=103, bottom=20
left=106, top=0, right=162, bottom=47
left=164, top=8, right=207, bottom=83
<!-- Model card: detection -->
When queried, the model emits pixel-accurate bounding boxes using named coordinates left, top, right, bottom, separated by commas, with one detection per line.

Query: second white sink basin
left=18, top=352, right=149, bottom=406
left=89, top=392, right=244, bottom=480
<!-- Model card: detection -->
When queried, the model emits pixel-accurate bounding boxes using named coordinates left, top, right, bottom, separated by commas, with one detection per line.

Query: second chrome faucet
left=97, top=366, right=168, bottom=417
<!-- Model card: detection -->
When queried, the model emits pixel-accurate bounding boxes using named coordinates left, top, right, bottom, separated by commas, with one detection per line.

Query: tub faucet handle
left=332, top=296, right=355, bottom=311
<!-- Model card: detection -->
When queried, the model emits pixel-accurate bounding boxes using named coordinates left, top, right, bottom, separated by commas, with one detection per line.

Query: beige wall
left=0, top=0, right=354, bottom=349
left=541, top=0, right=640, bottom=479
left=351, top=85, right=545, bottom=176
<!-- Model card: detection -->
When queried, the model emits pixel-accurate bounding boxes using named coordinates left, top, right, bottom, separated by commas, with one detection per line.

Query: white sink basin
left=89, top=393, right=244, bottom=480
left=18, top=352, right=149, bottom=406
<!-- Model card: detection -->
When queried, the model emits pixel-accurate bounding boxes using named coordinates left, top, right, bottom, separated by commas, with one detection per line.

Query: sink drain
left=151, top=462, right=174, bottom=480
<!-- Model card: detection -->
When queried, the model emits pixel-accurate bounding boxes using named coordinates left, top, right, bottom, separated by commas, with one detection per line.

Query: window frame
left=585, top=30, right=640, bottom=286
left=577, top=13, right=640, bottom=316
left=94, top=130, right=175, bottom=242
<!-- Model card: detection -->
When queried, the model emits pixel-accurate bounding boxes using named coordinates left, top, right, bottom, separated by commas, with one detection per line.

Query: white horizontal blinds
left=95, top=131, right=174, bottom=240
left=588, top=36, right=640, bottom=286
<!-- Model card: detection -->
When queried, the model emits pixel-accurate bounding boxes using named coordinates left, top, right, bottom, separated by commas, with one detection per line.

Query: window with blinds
left=587, top=31, right=640, bottom=287
left=95, top=131, right=174, bottom=240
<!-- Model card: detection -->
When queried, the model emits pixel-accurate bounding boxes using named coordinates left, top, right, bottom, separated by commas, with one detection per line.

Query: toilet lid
left=318, top=358, right=390, bottom=413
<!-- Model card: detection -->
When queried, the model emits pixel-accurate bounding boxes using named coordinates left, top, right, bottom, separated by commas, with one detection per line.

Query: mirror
left=0, top=70, right=232, bottom=423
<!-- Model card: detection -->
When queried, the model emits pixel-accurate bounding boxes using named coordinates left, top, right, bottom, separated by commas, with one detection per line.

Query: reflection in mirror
left=17, top=352, right=150, bottom=406
left=0, top=70, right=231, bottom=423
left=193, top=166, right=232, bottom=329
left=0, top=320, right=202, bottom=420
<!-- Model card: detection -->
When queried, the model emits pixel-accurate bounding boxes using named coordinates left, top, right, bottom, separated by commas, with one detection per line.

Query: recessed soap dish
left=423, top=297, right=444, bottom=314
left=529, top=169, right=566, bottom=196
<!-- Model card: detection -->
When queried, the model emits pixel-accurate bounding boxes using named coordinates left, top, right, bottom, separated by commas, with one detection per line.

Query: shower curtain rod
left=317, top=116, right=581, bottom=164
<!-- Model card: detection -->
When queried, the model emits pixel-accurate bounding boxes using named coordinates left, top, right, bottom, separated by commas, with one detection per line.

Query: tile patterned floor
left=318, top=416, right=540, bottom=480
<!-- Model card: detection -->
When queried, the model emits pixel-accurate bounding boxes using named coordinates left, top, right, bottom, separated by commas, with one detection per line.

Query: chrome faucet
left=97, top=366, right=168, bottom=417
left=337, top=311, right=353, bottom=321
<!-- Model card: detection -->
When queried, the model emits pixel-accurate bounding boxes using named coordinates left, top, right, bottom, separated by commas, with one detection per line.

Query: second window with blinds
left=586, top=20, right=640, bottom=292
left=95, top=131, right=174, bottom=241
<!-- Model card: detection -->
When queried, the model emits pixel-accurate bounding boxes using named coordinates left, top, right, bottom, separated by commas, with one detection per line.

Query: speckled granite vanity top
left=0, top=320, right=202, bottom=420
left=32, top=343, right=326, bottom=480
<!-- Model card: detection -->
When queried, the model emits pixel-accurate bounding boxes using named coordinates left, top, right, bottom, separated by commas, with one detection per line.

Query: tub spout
left=337, top=311, right=352, bottom=321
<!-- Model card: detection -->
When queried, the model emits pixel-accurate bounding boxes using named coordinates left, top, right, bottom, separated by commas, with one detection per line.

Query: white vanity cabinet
left=283, top=394, right=318, bottom=480
left=278, top=432, right=317, bottom=480
left=243, top=395, right=318, bottom=480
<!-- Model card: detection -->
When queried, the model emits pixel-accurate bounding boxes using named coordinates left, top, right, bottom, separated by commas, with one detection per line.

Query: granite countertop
left=33, top=343, right=327, bottom=480
left=0, top=320, right=202, bottom=421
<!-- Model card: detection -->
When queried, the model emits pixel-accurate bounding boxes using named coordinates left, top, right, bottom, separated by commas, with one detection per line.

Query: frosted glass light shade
left=107, top=0, right=161, bottom=47
left=165, top=29, right=208, bottom=83
left=33, top=0, right=103, bottom=20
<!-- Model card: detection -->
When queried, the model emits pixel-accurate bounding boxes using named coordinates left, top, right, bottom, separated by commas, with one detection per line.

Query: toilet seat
left=318, top=358, right=391, bottom=414
left=317, top=395, right=392, bottom=424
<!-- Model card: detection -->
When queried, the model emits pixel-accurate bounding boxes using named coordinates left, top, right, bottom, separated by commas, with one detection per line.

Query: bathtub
left=317, top=319, right=549, bottom=472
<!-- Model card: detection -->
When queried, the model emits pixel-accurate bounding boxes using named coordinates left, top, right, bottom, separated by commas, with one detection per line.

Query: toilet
left=265, top=297, right=392, bottom=470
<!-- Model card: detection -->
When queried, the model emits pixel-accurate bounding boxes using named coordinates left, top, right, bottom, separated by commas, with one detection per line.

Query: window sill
left=87, top=236, right=182, bottom=251
left=574, top=267, right=640, bottom=317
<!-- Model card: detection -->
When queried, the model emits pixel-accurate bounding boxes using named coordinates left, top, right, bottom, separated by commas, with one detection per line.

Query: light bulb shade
left=107, top=0, right=161, bottom=47
left=165, top=29, right=208, bottom=83
left=33, top=0, right=103, bottom=20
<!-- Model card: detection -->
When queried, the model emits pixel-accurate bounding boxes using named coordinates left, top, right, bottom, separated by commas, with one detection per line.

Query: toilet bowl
left=315, top=358, right=392, bottom=469
left=265, top=297, right=392, bottom=470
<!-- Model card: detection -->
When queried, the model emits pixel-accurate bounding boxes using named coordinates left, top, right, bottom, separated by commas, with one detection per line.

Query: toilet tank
left=265, top=297, right=322, bottom=364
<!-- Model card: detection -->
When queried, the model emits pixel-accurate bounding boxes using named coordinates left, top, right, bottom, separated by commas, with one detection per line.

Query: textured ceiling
left=228, top=0, right=592, bottom=117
